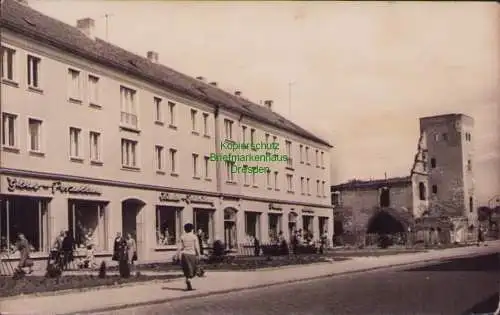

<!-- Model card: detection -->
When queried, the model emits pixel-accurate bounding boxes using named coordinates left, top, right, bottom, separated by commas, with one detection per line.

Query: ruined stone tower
left=419, top=114, right=476, bottom=224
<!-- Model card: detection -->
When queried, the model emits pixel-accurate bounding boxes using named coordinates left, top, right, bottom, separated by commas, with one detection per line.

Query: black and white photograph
left=0, top=0, right=499, bottom=314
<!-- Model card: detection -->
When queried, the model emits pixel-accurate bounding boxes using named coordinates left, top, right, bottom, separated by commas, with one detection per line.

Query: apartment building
left=0, top=0, right=333, bottom=262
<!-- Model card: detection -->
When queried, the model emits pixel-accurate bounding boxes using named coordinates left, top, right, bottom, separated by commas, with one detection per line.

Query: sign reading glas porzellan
left=210, top=141, right=288, bottom=173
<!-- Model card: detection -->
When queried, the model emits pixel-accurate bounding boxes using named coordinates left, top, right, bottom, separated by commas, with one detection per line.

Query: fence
left=334, top=229, right=483, bottom=248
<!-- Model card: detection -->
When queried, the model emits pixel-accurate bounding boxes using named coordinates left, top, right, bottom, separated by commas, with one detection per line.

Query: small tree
left=98, top=261, right=106, bottom=278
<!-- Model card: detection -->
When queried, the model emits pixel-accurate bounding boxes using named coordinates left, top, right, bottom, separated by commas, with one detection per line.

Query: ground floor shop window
left=224, top=208, right=237, bottom=249
left=194, top=209, right=214, bottom=245
left=156, top=206, right=181, bottom=246
left=268, top=213, right=282, bottom=243
left=319, top=217, right=328, bottom=236
left=0, top=196, right=49, bottom=253
left=245, top=212, right=261, bottom=241
left=68, top=200, right=108, bottom=250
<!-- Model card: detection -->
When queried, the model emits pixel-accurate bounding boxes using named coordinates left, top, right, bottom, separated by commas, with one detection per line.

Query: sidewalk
left=1, top=241, right=498, bottom=315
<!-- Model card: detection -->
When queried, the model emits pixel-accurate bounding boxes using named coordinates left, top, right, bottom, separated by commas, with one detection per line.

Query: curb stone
left=62, top=249, right=497, bottom=315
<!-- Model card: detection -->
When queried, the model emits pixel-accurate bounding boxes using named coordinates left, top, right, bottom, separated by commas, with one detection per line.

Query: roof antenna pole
left=102, top=13, right=114, bottom=41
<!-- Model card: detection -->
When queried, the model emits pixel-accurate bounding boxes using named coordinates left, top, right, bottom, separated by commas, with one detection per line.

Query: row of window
left=2, top=46, right=327, bottom=171
left=2, top=113, right=327, bottom=197
left=433, top=131, right=472, bottom=142
left=420, top=153, right=472, bottom=172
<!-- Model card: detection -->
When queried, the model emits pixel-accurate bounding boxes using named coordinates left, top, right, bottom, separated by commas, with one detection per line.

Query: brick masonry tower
left=420, top=114, right=476, bottom=225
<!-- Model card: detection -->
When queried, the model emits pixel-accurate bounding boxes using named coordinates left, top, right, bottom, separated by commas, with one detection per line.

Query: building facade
left=0, top=0, right=333, bottom=262
left=332, top=114, right=476, bottom=242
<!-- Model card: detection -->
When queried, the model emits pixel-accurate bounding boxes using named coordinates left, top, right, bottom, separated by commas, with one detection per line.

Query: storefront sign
left=302, top=208, right=314, bottom=214
left=6, top=177, right=101, bottom=195
left=268, top=203, right=282, bottom=211
left=185, top=194, right=213, bottom=206
left=159, top=192, right=183, bottom=202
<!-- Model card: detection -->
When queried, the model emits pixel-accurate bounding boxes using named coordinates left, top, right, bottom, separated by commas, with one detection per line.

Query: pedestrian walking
left=477, top=226, right=485, bottom=246
left=126, top=233, right=137, bottom=264
left=14, top=233, right=33, bottom=276
left=174, top=223, right=201, bottom=291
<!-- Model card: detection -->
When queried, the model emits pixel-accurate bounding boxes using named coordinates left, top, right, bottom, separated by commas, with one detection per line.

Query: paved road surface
left=92, top=252, right=500, bottom=315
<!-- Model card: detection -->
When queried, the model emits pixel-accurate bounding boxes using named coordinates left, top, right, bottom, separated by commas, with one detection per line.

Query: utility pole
left=101, top=13, right=114, bottom=41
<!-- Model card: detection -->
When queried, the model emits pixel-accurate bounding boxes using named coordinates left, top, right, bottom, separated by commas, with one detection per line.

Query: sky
left=26, top=0, right=500, bottom=205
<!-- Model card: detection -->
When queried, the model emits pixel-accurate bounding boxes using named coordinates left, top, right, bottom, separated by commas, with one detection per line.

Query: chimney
left=196, top=76, right=206, bottom=82
left=235, top=90, right=242, bottom=97
left=209, top=82, right=218, bottom=87
left=264, top=100, right=273, bottom=110
left=77, top=18, right=96, bottom=40
left=147, top=51, right=159, bottom=63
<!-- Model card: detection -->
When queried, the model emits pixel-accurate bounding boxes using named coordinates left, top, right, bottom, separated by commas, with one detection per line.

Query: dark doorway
left=367, top=211, right=405, bottom=234
left=334, top=220, right=344, bottom=236
left=121, top=199, right=145, bottom=244
left=380, top=188, right=390, bottom=207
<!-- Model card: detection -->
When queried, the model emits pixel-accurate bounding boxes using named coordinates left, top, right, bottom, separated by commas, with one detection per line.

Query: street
left=92, top=252, right=500, bottom=315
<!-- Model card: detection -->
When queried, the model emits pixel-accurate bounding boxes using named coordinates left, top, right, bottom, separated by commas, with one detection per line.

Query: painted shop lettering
left=6, top=177, right=101, bottom=195
left=159, top=192, right=182, bottom=202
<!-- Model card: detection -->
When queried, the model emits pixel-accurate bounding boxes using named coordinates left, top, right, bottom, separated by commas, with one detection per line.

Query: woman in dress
left=175, top=223, right=201, bottom=291
left=126, top=233, right=137, bottom=264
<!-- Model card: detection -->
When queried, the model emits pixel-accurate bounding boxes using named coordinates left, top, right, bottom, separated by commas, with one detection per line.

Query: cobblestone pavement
left=92, top=252, right=500, bottom=315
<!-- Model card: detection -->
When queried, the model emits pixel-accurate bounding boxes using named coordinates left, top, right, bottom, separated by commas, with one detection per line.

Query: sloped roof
left=331, top=176, right=411, bottom=191
left=0, top=0, right=332, bottom=147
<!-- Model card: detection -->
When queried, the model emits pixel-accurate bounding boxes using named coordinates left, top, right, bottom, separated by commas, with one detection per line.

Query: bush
left=98, top=261, right=106, bottom=279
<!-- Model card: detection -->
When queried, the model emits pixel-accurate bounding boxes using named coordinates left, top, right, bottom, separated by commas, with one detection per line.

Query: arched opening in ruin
left=366, top=210, right=405, bottom=234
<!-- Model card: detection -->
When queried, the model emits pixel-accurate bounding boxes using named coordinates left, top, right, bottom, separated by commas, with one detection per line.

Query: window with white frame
left=88, top=75, right=99, bottom=105
left=226, top=161, right=235, bottom=182
left=155, top=145, right=164, bottom=171
left=285, top=141, right=292, bottom=166
left=242, top=126, right=247, bottom=143
left=273, top=135, right=277, bottom=146
left=306, top=178, right=310, bottom=195
left=286, top=174, right=293, bottom=192
left=300, top=177, right=304, bottom=194
left=69, top=127, right=82, bottom=158
left=316, top=180, right=320, bottom=196
left=193, top=154, right=199, bottom=178
left=203, top=113, right=209, bottom=136
left=305, top=147, right=310, bottom=164
left=191, top=109, right=198, bottom=133
left=321, top=151, right=324, bottom=168
left=169, top=148, right=177, bottom=173
left=120, top=86, right=137, bottom=128
left=1, top=46, right=15, bottom=81
left=299, top=145, right=303, bottom=163
left=89, top=131, right=101, bottom=162
left=68, top=200, right=108, bottom=251
left=315, top=149, right=319, bottom=166
left=265, top=133, right=270, bottom=144
left=224, top=119, right=233, bottom=140
left=67, top=68, right=81, bottom=101
left=274, top=171, right=279, bottom=190
left=251, top=172, right=256, bottom=186
left=28, top=118, right=42, bottom=152
left=154, top=97, right=163, bottom=123
left=250, top=128, right=256, bottom=146
left=266, top=169, right=271, bottom=187
left=204, top=156, right=210, bottom=178
left=168, top=101, right=176, bottom=126
left=121, top=139, right=138, bottom=168
left=27, top=55, right=41, bottom=88
left=322, top=181, right=326, bottom=197
left=156, top=206, right=182, bottom=246
left=2, top=113, right=17, bottom=148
